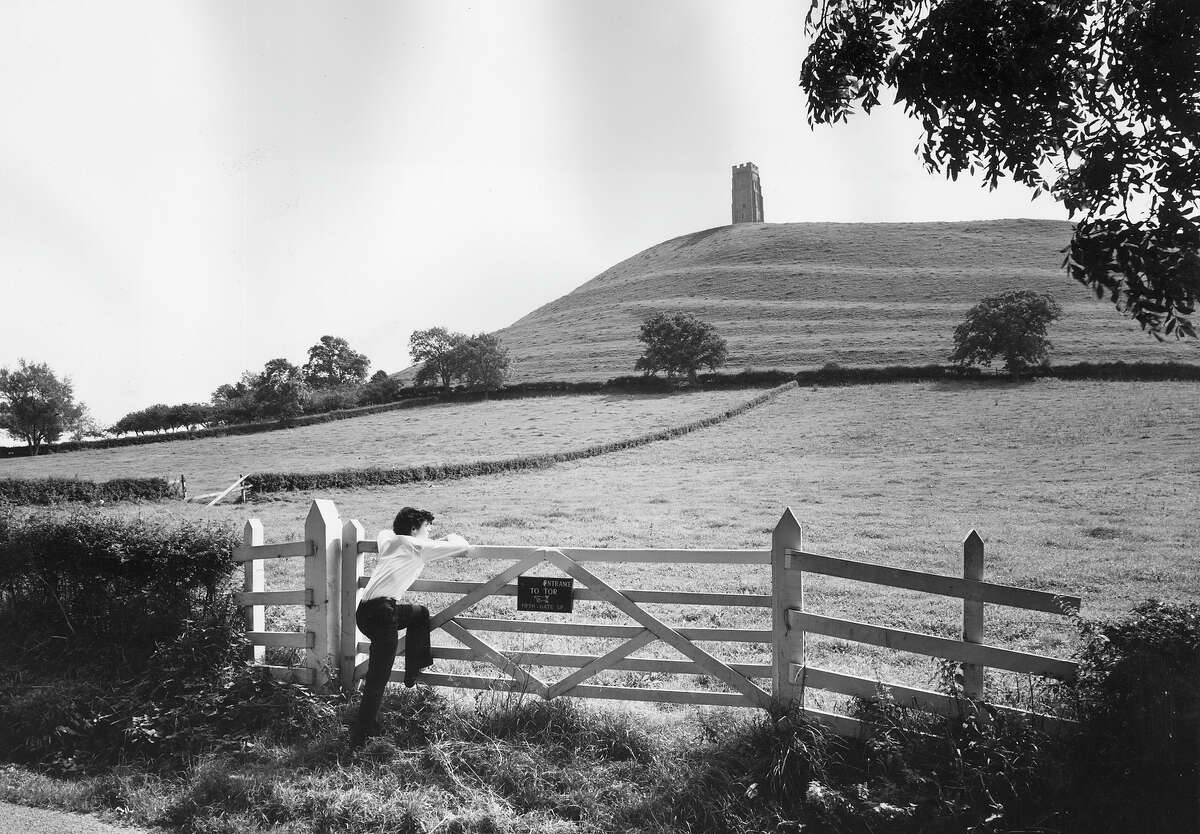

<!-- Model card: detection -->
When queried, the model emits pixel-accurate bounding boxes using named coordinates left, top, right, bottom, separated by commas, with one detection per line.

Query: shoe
left=349, top=720, right=382, bottom=750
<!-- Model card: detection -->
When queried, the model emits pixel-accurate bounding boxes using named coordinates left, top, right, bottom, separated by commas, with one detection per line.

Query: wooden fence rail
left=232, top=500, right=1082, bottom=737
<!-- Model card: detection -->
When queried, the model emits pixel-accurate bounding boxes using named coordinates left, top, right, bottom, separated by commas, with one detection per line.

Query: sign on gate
left=517, top=576, right=574, bottom=613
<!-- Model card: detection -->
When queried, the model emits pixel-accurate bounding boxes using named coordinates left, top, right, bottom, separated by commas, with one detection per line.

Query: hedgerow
left=3, top=361, right=1196, bottom=460
left=0, top=476, right=169, bottom=504
left=0, top=509, right=237, bottom=663
left=0, top=509, right=333, bottom=771
left=247, top=381, right=798, bottom=493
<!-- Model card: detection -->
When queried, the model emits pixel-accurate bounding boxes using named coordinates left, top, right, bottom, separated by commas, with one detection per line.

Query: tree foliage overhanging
left=799, top=0, right=1200, bottom=338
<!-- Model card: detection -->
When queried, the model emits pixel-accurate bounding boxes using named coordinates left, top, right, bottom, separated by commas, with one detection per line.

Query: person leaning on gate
left=350, top=506, right=471, bottom=748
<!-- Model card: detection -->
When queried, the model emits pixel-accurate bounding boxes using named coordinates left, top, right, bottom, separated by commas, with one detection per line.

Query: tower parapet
left=732, top=162, right=764, bottom=224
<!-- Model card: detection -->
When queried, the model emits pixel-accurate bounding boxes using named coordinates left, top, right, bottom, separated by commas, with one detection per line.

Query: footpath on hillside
left=0, top=801, right=151, bottom=834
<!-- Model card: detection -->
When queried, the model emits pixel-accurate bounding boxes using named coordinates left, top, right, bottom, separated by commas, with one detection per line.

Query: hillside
left=476, top=220, right=1196, bottom=381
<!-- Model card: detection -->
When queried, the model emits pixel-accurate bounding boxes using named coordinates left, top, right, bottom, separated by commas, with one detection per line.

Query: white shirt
left=361, top=530, right=471, bottom=602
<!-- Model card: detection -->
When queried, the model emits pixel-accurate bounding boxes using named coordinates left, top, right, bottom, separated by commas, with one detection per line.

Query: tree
left=951, top=290, right=1064, bottom=376
left=0, top=359, right=87, bottom=455
left=68, top=408, right=103, bottom=442
left=250, top=358, right=308, bottom=423
left=799, top=0, right=1200, bottom=339
left=168, top=403, right=213, bottom=435
left=211, top=376, right=257, bottom=425
left=360, top=370, right=403, bottom=405
left=409, top=327, right=466, bottom=388
left=302, top=335, right=371, bottom=388
left=634, top=312, right=729, bottom=382
left=454, top=333, right=511, bottom=390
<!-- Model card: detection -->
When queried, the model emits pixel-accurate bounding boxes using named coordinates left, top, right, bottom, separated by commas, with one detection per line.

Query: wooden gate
left=232, top=500, right=1084, bottom=736
left=342, top=525, right=777, bottom=710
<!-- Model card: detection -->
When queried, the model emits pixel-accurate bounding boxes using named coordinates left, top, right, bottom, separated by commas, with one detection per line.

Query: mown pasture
left=0, top=389, right=751, bottom=493
left=487, top=220, right=1200, bottom=382
left=106, top=379, right=1199, bottom=713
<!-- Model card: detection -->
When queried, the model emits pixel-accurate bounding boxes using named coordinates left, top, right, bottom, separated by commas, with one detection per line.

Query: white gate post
left=771, top=508, right=805, bottom=711
left=304, top=499, right=342, bottom=692
left=242, top=519, right=265, bottom=664
left=962, top=530, right=986, bottom=699
left=340, top=519, right=366, bottom=693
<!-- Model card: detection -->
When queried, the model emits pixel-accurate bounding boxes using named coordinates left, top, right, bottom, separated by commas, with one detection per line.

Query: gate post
left=962, top=530, right=985, bottom=699
left=242, top=519, right=266, bottom=664
left=304, top=499, right=342, bottom=693
left=340, top=519, right=366, bottom=693
left=772, top=508, right=804, bottom=711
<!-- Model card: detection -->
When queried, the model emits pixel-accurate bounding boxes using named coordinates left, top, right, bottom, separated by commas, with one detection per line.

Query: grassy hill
left=479, top=220, right=1197, bottom=381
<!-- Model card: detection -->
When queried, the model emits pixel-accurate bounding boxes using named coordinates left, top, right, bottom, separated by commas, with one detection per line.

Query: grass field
left=101, top=379, right=1199, bottom=714
left=0, top=389, right=751, bottom=493
left=468, top=220, right=1199, bottom=383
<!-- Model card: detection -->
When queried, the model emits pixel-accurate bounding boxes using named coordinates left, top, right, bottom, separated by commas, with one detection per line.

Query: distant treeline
left=2, top=361, right=1198, bottom=461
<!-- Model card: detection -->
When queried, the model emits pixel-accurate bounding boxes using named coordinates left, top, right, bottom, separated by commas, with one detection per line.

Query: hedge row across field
left=0, top=395, right=443, bottom=459
left=0, top=372, right=791, bottom=460
left=4, top=362, right=1198, bottom=460
left=246, top=380, right=799, bottom=494
left=0, top=477, right=169, bottom=505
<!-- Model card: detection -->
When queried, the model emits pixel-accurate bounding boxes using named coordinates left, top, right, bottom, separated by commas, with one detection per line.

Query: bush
left=1066, top=600, right=1200, bottom=833
left=0, top=510, right=337, bottom=771
left=303, top=386, right=361, bottom=415
left=0, top=476, right=169, bottom=504
left=0, top=509, right=238, bottom=671
left=0, top=602, right=337, bottom=771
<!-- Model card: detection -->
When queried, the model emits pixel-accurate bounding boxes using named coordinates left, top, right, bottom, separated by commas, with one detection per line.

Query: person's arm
left=419, top=534, right=471, bottom=563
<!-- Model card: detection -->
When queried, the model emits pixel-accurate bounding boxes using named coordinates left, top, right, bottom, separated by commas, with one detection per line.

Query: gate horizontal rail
left=358, top=541, right=770, bottom=565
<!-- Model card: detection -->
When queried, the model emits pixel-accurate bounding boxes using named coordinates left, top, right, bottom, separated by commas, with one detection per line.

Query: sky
left=0, top=1, right=1069, bottom=426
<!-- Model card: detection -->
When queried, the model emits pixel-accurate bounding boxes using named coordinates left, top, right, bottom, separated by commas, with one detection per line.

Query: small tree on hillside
left=635, top=312, right=728, bottom=383
left=250, top=358, right=309, bottom=423
left=0, top=359, right=87, bottom=455
left=210, top=377, right=257, bottom=425
left=454, top=333, right=511, bottom=390
left=302, top=335, right=371, bottom=388
left=360, top=370, right=403, bottom=404
left=951, top=290, right=1064, bottom=377
left=410, top=327, right=467, bottom=388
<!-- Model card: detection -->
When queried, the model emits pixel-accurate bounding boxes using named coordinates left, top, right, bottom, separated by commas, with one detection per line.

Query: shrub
left=1066, top=600, right=1200, bottom=833
left=0, top=476, right=169, bottom=504
left=0, top=509, right=238, bottom=671
left=0, top=510, right=338, bottom=771
left=303, top=386, right=361, bottom=415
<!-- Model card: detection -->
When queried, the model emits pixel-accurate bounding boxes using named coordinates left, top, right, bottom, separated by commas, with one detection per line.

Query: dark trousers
left=352, top=597, right=432, bottom=741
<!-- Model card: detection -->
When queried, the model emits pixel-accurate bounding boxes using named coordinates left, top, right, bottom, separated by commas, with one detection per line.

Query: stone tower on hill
left=731, top=162, right=764, bottom=223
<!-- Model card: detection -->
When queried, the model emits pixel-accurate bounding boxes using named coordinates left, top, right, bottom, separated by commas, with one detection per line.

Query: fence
left=232, top=500, right=1082, bottom=735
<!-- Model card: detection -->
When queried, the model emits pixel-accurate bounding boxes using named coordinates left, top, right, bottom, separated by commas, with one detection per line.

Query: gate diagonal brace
left=541, top=549, right=773, bottom=710
left=441, top=620, right=548, bottom=699
left=398, top=551, right=548, bottom=654
left=546, top=630, right=656, bottom=700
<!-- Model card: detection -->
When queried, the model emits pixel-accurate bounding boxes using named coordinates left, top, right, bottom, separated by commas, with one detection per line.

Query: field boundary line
left=247, top=381, right=798, bottom=494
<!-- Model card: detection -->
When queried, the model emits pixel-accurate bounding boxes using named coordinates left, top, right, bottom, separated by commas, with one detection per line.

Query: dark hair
left=393, top=507, right=435, bottom=536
